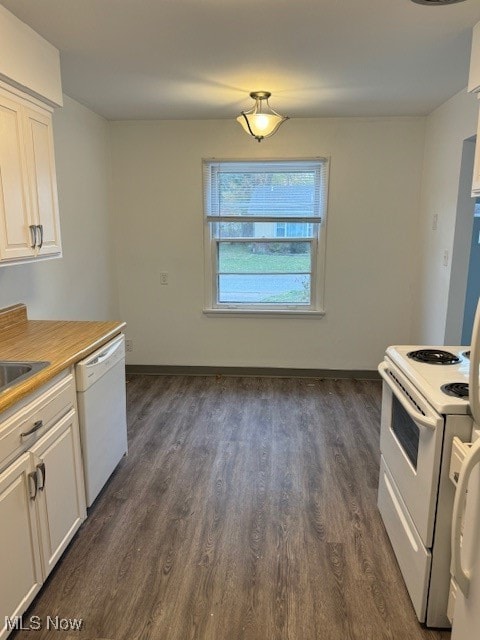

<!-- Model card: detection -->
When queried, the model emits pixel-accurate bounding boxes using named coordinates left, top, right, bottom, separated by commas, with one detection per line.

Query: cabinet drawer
left=0, top=374, right=75, bottom=470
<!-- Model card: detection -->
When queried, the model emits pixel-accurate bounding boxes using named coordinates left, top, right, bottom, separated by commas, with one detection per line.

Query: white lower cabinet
left=31, top=410, right=86, bottom=579
left=0, top=454, right=43, bottom=639
left=0, top=374, right=86, bottom=640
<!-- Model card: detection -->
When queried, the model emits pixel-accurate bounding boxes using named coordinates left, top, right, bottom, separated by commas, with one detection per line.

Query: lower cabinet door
left=31, top=410, right=86, bottom=578
left=0, top=453, right=43, bottom=640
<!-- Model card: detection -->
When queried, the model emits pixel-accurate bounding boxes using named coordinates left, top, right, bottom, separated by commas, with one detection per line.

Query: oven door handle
left=451, top=437, right=480, bottom=597
left=378, top=362, right=438, bottom=431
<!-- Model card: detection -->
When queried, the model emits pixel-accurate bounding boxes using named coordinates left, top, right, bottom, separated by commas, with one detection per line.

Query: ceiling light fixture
left=236, top=91, right=289, bottom=142
left=410, top=0, right=466, bottom=5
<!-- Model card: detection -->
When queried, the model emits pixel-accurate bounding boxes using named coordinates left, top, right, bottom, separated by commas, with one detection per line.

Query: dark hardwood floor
left=12, top=375, right=451, bottom=640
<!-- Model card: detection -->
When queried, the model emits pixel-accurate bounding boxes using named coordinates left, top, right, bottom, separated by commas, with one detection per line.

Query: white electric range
left=386, top=346, right=471, bottom=414
left=377, top=345, right=474, bottom=627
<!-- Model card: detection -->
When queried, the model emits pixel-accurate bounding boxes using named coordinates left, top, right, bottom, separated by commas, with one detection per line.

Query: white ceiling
left=2, top=0, right=480, bottom=121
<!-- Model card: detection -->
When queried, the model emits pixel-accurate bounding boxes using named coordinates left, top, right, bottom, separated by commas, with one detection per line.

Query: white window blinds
left=204, top=159, right=328, bottom=223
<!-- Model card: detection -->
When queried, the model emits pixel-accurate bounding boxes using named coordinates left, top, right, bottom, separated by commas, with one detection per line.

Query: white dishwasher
left=75, top=334, right=128, bottom=507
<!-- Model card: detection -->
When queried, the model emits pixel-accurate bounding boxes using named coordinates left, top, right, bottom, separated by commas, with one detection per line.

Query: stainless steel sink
left=0, top=361, right=50, bottom=393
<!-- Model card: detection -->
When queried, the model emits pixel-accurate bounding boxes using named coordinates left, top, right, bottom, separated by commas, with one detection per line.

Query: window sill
left=203, top=308, right=326, bottom=318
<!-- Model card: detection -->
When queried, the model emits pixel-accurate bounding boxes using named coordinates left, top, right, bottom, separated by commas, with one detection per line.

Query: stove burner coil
left=407, top=349, right=460, bottom=365
left=441, top=383, right=469, bottom=399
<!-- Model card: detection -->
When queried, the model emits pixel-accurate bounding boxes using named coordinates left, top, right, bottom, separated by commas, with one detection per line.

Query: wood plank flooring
left=12, top=375, right=451, bottom=640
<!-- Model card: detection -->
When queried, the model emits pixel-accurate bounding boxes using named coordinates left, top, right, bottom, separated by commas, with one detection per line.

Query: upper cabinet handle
left=38, top=224, right=44, bottom=249
left=29, top=224, right=37, bottom=248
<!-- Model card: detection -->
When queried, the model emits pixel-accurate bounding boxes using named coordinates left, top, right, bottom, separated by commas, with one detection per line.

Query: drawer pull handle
left=28, top=471, right=38, bottom=500
left=37, top=462, right=46, bottom=491
left=21, top=420, right=44, bottom=439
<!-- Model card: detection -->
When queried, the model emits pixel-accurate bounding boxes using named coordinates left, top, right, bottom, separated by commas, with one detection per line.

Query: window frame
left=202, top=157, right=329, bottom=316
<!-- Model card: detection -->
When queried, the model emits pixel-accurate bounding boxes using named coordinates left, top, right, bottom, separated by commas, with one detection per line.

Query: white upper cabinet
left=23, top=104, right=61, bottom=257
left=472, top=107, right=480, bottom=197
left=0, top=89, right=35, bottom=262
left=0, top=85, right=61, bottom=265
left=469, top=22, right=480, bottom=94
left=469, top=22, right=480, bottom=197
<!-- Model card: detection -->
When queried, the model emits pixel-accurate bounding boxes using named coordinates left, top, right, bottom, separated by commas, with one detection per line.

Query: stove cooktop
left=441, top=382, right=469, bottom=399
left=385, top=345, right=471, bottom=414
left=407, top=348, right=461, bottom=365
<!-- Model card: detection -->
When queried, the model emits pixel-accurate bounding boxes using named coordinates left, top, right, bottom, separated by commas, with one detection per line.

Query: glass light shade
left=236, top=92, right=288, bottom=142
left=236, top=113, right=286, bottom=139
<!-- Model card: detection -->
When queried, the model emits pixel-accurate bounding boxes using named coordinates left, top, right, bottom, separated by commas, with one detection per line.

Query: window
left=203, top=159, right=328, bottom=314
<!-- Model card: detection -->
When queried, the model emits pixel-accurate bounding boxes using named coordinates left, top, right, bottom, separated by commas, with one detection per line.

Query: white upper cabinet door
left=0, top=89, right=35, bottom=262
left=469, top=22, right=480, bottom=93
left=472, top=107, right=480, bottom=197
left=0, top=453, right=43, bottom=640
left=0, top=85, right=62, bottom=265
left=23, top=104, right=61, bottom=257
left=31, top=410, right=86, bottom=579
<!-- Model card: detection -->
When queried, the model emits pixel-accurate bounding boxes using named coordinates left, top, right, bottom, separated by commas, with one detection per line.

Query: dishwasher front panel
left=76, top=338, right=127, bottom=507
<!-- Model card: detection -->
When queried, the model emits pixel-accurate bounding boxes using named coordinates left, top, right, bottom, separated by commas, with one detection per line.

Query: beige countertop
left=0, top=304, right=126, bottom=413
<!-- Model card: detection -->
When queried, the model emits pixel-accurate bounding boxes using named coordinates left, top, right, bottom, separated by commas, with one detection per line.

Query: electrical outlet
left=432, top=213, right=438, bottom=231
left=125, top=339, right=133, bottom=352
left=160, top=272, right=169, bottom=285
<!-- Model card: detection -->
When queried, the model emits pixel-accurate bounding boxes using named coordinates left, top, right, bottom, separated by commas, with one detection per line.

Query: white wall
left=110, top=116, right=425, bottom=370
left=412, top=89, right=478, bottom=344
left=0, top=95, right=119, bottom=321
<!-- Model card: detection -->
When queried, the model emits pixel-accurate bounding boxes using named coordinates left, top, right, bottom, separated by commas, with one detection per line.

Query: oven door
left=378, top=360, right=445, bottom=548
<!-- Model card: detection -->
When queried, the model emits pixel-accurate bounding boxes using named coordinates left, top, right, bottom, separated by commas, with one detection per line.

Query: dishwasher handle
left=76, top=335, right=125, bottom=392
left=86, top=338, right=123, bottom=367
